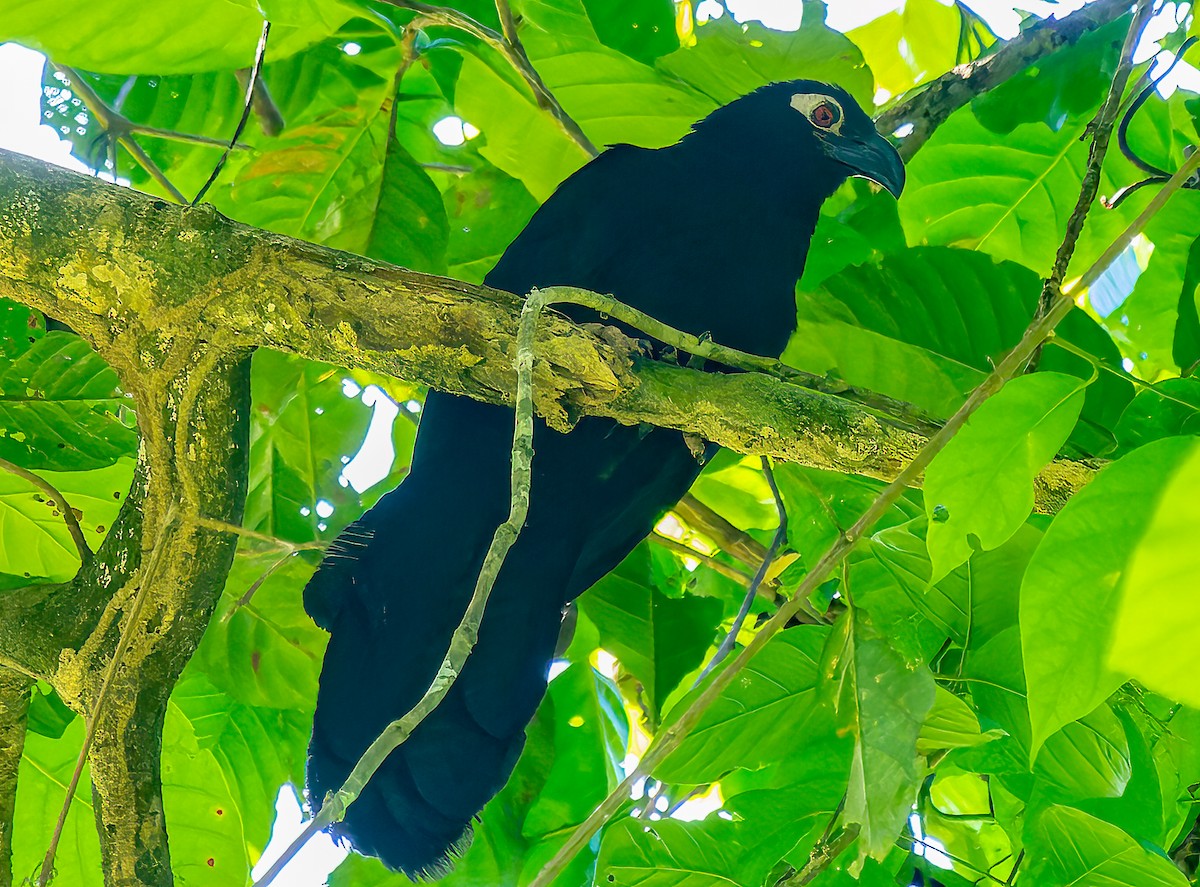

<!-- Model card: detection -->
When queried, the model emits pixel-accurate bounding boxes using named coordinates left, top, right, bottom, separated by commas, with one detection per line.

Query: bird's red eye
left=811, top=102, right=840, bottom=129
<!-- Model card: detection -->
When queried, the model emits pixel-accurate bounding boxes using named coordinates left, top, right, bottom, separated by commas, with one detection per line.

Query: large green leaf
left=596, top=788, right=822, bottom=887
left=366, top=136, right=451, bottom=274
left=900, top=107, right=1134, bottom=278
left=847, top=0, right=962, bottom=98
left=826, top=611, right=936, bottom=867
left=1024, top=806, right=1188, bottom=887
left=11, top=719, right=100, bottom=886
left=195, top=550, right=326, bottom=711
left=580, top=548, right=723, bottom=719
left=171, top=671, right=310, bottom=860
left=243, top=350, right=417, bottom=544
left=653, top=625, right=829, bottom=784
left=1021, top=437, right=1198, bottom=755
left=0, top=457, right=132, bottom=582
left=0, top=332, right=137, bottom=471
left=1, top=0, right=354, bottom=74
left=1108, top=443, right=1200, bottom=706
left=787, top=247, right=1130, bottom=432
left=924, top=372, right=1084, bottom=582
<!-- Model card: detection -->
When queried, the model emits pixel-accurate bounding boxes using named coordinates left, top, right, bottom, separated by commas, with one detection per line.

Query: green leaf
left=244, top=350, right=416, bottom=544
left=827, top=611, right=936, bottom=868
left=1108, top=443, right=1200, bottom=706
left=1032, top=702, right=1131, bottom=806
left=924, top=372, right=1085, bottom=582
left=847, top=0, right=962, bottom=98
left=1021, top=437, right=1199, bottom=755
left=0, top=333, right=137, bottom=471
left=160, top=703, right=252, bottom=885
left=195, top=550, right=327, bottom=710
left=451, top=48, right=592, bottom=201
left=917, top=686, right=1002, bottom=755
left=1113, top=376, right=1200, bottom=452
left=1024, top=806, right=1188, bottom=887
left=0, top=297, right=44, bottom=359
left=579, top=549, right=723, bottom=718
left=221, top=106, right=391, bottom=254
left=1, top=0, right=354, bottom=74
left=900, top=107, right=1135, bottom=278
left=11, top=719, right=101, bottom=886
left=0, top=457, right=132, bottom=582
left=443, top=162, right=539, bottom=283
left=653, top=626, right=829, bottom=784
left=171, top=671, right=311, bottom=854
left=970, top=16, right=1128, bottom=135
left=656, top=8, right=874, bottom=111
left=366, top=136, right=451, bottom=274
left=597, top=788, right=821, bottom=887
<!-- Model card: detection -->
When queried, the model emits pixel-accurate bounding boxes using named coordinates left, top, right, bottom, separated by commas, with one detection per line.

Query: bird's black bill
left=835, top=133, right=906, bottom=198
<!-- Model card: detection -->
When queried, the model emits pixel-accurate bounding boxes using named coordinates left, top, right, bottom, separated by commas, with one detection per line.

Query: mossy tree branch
left=0, top=146, right=1096, bottom=528
left=0, top=667, right=32, bottom=887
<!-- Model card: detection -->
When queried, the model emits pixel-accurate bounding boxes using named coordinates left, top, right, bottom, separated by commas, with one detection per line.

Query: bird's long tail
left=304, top=485, right=572, bottom=877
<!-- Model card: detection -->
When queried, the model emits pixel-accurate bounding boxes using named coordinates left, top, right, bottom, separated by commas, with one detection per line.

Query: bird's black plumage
left=304, top=80, right=904, bottom=877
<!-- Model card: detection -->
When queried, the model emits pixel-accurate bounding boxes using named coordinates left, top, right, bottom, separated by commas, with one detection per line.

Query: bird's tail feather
left=305, top=509, right=568, bottom=877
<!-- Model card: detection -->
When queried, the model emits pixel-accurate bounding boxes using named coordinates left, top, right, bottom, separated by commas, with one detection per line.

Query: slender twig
left=380, top=0, right=598, bottom=156
left=0, top=456, right=92, bottom=561
left=648, top=533, right=773, bottom=593
left=37, top=507, right=179, bottom=886
left=221, top=548, right=296, bottom=621
left=696, top=457, right=789, bottom=683
left=193, top=21, right=270, bottom=205
left=250, top=288, right=543, bottom=887
left=52, top=66, right=188, bottom=204
left=529, top=6, right=1160, bottom=883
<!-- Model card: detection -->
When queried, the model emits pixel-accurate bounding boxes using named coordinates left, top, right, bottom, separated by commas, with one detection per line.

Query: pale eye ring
left=811, top=101, right=840, bottom=130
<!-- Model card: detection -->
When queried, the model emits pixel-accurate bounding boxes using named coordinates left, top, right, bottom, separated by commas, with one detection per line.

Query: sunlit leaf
left=1021, top=437, right=1198, bottom=755
left=924, top=372, right=1084, bottom=582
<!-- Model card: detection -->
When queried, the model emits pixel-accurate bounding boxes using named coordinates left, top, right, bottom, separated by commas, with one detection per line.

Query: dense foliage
left=3, top=0, right=1200, bottom=885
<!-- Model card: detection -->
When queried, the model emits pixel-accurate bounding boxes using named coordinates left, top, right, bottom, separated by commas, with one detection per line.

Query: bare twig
left=37, top=507, right=179, bottom=886
left=877, top=0, right=1132, bottom=158
left=0, top=456, right=92, bottom=562
left=529, top=6, right=1159, bottom=882
left=193, top=21, right=270, bottom=205
left=250, top=288, right=543, bottom=887
left=697, top=457, right=790, bottom=683
left=381, top=0, right=598, bottom=157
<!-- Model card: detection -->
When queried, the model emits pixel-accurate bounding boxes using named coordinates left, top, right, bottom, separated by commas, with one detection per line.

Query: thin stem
left=0, top=457, right=92, bottom=561
left=529, top=5, right=1157, bottom=882
left=380, top=0, right=598, bottom=156
left=193, top=21, right=270, bottom=205
left=697, top=457, right=789, bottom=683
left=250, top=290, right=544, bottom=887
left=37, top=508, right=178, bottom=886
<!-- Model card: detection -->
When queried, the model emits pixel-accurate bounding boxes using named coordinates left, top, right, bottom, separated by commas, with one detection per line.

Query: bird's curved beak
left=834, top=132, right=906, bottom=198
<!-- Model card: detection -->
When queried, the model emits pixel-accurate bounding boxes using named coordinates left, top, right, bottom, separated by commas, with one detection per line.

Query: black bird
left=304, top=80, right=904, bottom=877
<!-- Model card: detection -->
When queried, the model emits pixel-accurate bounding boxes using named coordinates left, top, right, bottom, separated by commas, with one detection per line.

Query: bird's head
left=687, top=79, right=905, bottom=202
